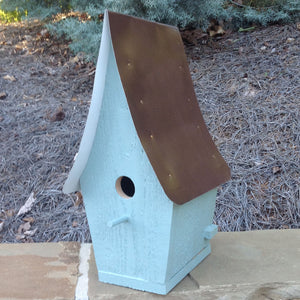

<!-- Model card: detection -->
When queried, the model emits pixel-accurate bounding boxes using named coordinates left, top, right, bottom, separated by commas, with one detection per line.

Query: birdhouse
left=63, top=10, right=230, bottom=295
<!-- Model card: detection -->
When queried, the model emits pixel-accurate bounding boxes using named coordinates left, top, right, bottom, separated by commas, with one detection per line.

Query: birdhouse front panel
left=80, top=37, right=175, bottom=287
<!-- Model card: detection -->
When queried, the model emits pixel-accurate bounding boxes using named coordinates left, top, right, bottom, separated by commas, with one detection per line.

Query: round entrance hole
left=116, top=176, right=135, bottom=199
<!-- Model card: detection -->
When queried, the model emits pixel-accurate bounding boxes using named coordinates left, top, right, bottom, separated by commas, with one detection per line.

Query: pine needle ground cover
left=0, top=21, right=299, bottom=242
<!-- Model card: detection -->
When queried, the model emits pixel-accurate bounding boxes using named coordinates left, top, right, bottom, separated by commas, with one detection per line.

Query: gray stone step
left=1, top=229, right=299, bottom=299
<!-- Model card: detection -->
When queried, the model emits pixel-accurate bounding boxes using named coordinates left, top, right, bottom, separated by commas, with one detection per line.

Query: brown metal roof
left=108, top=11, right=230, bottom=204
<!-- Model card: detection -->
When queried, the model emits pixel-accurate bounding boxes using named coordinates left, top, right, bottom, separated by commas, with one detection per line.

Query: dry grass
left=188, top=24, right=300, bottom=230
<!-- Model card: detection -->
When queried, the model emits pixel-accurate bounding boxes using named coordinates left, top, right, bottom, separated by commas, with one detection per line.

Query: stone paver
left=0, top=242, right=80, bottom=300
left=190, top=229, right=300, bottom=286
left=87, top=229, right=300, bottom=299
left=1, top=230, right=299, bottom=299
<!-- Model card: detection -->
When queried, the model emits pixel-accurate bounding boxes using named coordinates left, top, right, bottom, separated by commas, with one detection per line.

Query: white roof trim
left=63, top=10, right=111, bottom=193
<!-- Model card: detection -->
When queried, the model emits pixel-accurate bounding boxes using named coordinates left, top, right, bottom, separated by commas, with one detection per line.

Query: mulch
left=0, top=20, right=299, bottom=243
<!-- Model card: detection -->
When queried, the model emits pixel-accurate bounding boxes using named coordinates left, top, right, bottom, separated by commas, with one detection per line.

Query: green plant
left=1, top=0, right=299, bottom=60
left=228, top=0, right=300, bottom=27
left=0, top=8, right=22, bottom=22
left=0, top=0, right=72, bottom=19
left=47, top=17, right=102, bottom=62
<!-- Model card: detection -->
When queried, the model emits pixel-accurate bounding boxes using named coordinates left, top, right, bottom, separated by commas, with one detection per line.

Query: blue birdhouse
left=63, top=11, right=230, bottom=295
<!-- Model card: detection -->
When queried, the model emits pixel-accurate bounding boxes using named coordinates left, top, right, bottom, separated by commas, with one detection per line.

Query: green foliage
left=47, top=0, right=228, bottom=61
left=0, top=8, right=22, bottom=23
left=228, top=0, right=299, bottom=27
left=47, top=17, right=102, bottom=62
left=70, top=0, right=228, bottom=29
left=0, top=0, right=299, bottom=60
left=243, top=0, right=295, bottom=9
left=0, top=0, right=71, bottom=19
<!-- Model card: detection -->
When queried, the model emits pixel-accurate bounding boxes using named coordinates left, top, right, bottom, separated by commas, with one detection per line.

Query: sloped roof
left=108, top=11, right=230, bottom=204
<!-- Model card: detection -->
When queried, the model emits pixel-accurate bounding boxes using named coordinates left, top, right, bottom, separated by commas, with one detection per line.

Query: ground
left=0, top=20, right=299, bottom=243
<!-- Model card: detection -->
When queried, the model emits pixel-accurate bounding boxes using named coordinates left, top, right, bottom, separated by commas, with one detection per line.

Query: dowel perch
left=107, top=216, right=130, bottom=228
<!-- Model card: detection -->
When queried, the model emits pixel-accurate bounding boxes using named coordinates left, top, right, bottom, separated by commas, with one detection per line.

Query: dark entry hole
left=116, top=176, right=135, bottom=198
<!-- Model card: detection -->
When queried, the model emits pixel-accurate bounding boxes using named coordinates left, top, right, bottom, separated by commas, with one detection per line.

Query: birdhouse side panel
left=80, top=40, right=174, bottom=284
left=166, top=188, right=217, bottom=279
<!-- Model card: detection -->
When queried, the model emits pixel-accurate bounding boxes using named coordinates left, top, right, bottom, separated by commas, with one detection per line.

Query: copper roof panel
left=108, top=11, right=230, bottom=204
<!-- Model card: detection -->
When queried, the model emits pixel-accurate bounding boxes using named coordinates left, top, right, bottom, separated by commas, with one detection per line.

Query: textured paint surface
left=63, top=10, right=111, bottom=193
left=166, top=189, right=217, bottom=279
left=80, top=26, right=216, bottom=294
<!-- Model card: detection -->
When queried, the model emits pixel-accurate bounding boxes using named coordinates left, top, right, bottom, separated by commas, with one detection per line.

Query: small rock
left=15, top=234, right=25, bottom=241
left=40, top=29, right=50, bottom=38
left=260, top=46, right=267, bottom=51
left=17, top=222, right=31, bottom=234
left=5, top=209, right=15, bottom=218
left=0, top=92, right=7, bottom=100
left=51, top=107, right=65, bottom=122
left=24, top=35, right=33, bottom=42
left=272, top=166, right=281, bottom=174
left=3, top=75, right=16, bottom=82
left=271, top=48, right=276, bottom=53
left=24, top=227, right=38, bottom=236
left=286, top=37, right=295, bottom=43
left=23, top=216, right=35, bottom=224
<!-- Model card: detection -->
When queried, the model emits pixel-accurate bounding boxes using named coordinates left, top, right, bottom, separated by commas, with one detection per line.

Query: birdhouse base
left=97, top=243, right=212, bottom=295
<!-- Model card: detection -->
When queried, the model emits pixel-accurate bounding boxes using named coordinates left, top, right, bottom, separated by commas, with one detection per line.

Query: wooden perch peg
left=107, top=216, right=130, bottom=228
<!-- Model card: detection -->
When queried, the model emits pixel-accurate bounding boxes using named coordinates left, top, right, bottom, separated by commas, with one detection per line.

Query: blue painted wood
left=79, top=26, right=218, bottom=294
left=62, top=10, right=111, bottom=194
left=107, top=216, right=130, bottom=228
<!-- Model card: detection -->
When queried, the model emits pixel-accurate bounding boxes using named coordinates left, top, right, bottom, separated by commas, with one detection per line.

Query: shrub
left=47, top=17, right=102, bottom=62
left=1, top=0, right=299, bottom=60
left=228, top=0, right=300, bottom=28
left=47, top=0, right=229, bottom=62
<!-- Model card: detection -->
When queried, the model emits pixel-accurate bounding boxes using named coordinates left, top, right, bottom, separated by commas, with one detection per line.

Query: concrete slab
left=0, top=242, right=80, bottom=300
left=190, top=229, right=300, bottom=286
left=86, top=229, right=300, bottom=299
left=0, top=230, right=299, bottom=299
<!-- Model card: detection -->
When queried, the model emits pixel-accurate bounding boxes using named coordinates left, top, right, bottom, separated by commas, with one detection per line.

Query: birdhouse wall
left=166, top=188, right=217, bottom=280
left=80, top=38, right=174, bottom=284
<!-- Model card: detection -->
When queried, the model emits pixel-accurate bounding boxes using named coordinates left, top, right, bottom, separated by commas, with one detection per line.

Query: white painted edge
left=75, top=243, right=92, bottom=300
left=63, top=9, right=111, bottom=193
